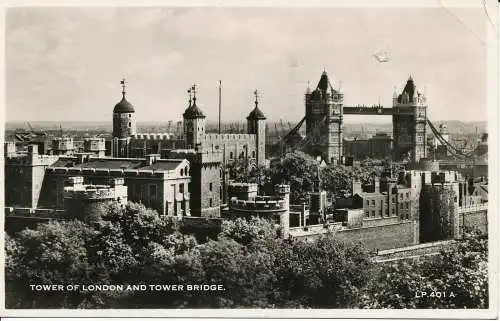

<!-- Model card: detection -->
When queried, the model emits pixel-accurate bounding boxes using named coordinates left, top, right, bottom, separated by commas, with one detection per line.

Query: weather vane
left=254, top=89, right=259, bottom=106
left=191, top=84, right=197, bottom=101
left=120, top=78, right=127, bottom=96
left=187, top=86, right=192, bottom=106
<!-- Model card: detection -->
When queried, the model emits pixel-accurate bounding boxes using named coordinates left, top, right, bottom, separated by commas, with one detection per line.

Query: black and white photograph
left=1, top=0, right=498, bottom=318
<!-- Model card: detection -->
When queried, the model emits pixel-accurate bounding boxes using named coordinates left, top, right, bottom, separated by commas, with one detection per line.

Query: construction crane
left=27, top=122, right=47, bottom=136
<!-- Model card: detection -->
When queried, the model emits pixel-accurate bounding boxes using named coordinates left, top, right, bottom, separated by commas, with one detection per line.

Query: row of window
left=228, top=151, right=257, bottom=159
left=179, top=166, right=189, bottom=176
left=364, top=206, right=411, bottom=219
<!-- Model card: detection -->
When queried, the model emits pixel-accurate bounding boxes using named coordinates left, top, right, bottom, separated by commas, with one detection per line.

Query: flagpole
left=218, top=80, right=222, bottom=134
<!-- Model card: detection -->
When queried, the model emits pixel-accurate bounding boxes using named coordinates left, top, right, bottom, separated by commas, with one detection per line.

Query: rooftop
left=50, top=156, right=185, bottom=172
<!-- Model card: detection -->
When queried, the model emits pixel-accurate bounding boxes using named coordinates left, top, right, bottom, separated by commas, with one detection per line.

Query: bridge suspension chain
left=427, top=119, right=476, bottom=159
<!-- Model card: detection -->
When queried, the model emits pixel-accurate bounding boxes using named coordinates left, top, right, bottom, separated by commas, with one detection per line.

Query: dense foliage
left=227, top=151, right=385, bottom=203
left=360, top=231, right=488, bottom=308
left=5, top=203, right=489, bottom=309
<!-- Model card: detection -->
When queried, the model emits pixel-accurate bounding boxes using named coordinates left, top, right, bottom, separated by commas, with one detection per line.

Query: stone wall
left=335, top=221, right=416, bottom=251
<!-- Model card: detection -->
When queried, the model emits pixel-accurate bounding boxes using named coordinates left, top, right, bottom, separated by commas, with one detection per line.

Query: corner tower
left=392, top=76, right=427, bottom=162
left=305, top=70, right=343, bottom=164
left=183, top=84, right=206, bottom=150
left=247, top=89, right=267, bottom=167
left=112, top=79, right=136, bottom=157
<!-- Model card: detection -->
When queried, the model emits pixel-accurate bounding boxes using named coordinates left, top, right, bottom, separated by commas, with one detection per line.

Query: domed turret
left=183, top=84, right=205, bottom=119
left=183, top=100, right=206, bottom=119
left=247, top=89, right=267, bottom=166
left=183, top=84, right=206, bottom=149
left=112, top=79, right=136, bottom=139
left=113, top=95, right=135, bottom=113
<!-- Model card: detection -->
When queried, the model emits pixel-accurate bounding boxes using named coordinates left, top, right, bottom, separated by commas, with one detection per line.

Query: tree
left=273, top=234, right=374, bottom=308
left=268, top=151, right=317, bottom=203
left=360, top=231, right=489, bottom=309
left=5, top=220, right=101, bottom=308
left=220, top=216, right=278, bottom=246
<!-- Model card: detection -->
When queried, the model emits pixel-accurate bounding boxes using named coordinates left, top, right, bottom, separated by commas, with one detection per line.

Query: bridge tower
left=305, top=71, right=343, bottom=164
left=392, top=76, right=427, bottom=162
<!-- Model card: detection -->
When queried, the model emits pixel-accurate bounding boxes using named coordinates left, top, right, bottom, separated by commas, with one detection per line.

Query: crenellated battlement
left=48, top=166, right=167, bottom=178
left=168, top=148, right=222, bottom=164
left=229, top=196, right=287, bottom=212
left=131, top=133, right=176, bottom=140
left=63, top=175, right=128, bottom=201
left=203, top=133, right=255, bottom=142
left=228, top=182, right=258, bottom=193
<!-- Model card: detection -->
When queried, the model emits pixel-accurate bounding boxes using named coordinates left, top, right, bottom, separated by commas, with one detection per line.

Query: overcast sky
left=6, top=6, right=489, bottom=123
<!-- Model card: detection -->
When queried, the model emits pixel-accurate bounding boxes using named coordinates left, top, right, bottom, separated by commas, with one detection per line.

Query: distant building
left=110, top=82, right=267, bottom=169
left=343, top=133, right=393, bottom=160
left=5, top=147, right=190, bottom=217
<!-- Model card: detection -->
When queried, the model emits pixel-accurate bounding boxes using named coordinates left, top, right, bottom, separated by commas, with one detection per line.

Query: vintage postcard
left=1, top=0, right=498, bottom=319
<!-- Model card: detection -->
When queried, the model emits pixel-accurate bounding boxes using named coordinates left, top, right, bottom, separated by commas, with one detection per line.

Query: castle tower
left=392, top=76, right=427, bottom=162
left=183, top=84, right=206, bottom=150
left=274, top=184, right=290, bottom=238
left=305, top=70, right=343, bottom=164
left=112, top=79, right=136, bottom=157
left=246, top=89, right=267, bottom=167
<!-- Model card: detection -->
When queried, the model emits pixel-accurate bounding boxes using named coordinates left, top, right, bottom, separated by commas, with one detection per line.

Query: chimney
left=77, top=153, right=85, bottom=164
left=145, top=154, right=160, bottom=166
left=28, top=144, right=39, bottom=156
left=352, top=179, right=362, bottom=195
left=374, top=177, right=380, bottom=193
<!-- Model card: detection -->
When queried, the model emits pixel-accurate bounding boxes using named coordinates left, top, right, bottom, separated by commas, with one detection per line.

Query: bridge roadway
left=343, top=106, right=393, bottom=115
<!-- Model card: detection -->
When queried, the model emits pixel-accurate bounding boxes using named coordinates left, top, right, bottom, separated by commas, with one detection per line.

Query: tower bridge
left=283, top=71, right=428, bottom=164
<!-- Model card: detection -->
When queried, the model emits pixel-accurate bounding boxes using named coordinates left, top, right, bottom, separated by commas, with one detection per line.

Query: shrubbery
left=5, top=203, right=489, bottom=309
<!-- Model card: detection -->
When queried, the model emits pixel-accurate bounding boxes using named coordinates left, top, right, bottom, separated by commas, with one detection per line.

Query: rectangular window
left=128, top=122, right=131, bottom=128
left=392, top=208, right=395, bottom=215
left=371, top=210, right=375, bottom=217
left=400, top=194, right=403, bottom=200
left=392, top=197, right=395, bottom=203
left=209, top=198, right=213, bottom=207
left=366, top=200, right=369, bottom=206
left=179, top=183, right=184, bottom=194
left=149, top=184, right=157, bottom=198
left=406, top=192, right=409, bottom=199
left=209, top=182, right=213, bottom=191
left=365, top=211, right=369, bottom=217
left=385, top=208, right=389, bottom=217
left=371, top=200, right=375, bottom=205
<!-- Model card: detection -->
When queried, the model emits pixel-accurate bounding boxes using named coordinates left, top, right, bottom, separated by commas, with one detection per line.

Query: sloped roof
left=183, top=101, right=206, bottom=119
left=247, top=106, right=266, bottom=120
left=113, top=95, right=135, bottom=113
